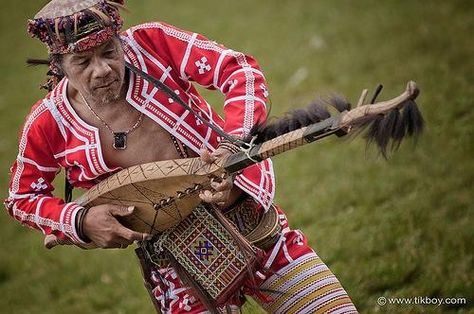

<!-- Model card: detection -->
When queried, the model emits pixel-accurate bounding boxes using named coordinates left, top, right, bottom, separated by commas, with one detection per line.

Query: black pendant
left=113, top=132, right=127, bottom=150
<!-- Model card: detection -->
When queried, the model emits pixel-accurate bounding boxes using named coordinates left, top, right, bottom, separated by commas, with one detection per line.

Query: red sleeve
left=131, top=22, right=269, bottom=138
left=4, top=101, right=84, bottom=243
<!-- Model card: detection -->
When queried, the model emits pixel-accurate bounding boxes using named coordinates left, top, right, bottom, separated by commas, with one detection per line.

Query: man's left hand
left=199, top=148, right=241, bottom=209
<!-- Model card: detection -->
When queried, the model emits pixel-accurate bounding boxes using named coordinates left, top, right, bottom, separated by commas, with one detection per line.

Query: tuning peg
left=370, top=84, right=384, bottom=104
left=357, top=89, right=369, bottom=107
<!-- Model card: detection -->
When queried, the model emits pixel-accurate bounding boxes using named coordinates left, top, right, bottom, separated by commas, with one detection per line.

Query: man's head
left=61, top=36, right=126, bottom=105
left=27, top=0, right=126, bottom=97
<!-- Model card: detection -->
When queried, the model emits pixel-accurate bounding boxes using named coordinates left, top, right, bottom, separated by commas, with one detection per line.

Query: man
left=6, top=0, right=358, bottom=312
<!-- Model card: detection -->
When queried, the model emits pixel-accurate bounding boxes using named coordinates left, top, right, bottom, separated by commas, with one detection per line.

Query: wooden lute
left=45, top=81, right=422, bottom=249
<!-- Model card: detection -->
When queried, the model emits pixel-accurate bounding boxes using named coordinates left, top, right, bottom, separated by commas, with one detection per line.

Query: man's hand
left=199, top=148, right=242, bottom=209
left=82, top=204, right=151, bottom=249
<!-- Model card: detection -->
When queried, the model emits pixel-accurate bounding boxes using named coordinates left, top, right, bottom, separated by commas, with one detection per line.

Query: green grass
left=1, top=0, right=473, bottom=313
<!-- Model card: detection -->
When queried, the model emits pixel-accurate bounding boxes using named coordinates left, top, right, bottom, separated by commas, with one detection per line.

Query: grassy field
left=0, top=0, right=473, bottom=313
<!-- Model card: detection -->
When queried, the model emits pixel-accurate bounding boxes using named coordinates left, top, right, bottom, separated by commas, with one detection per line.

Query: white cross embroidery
left=195, top=56, right=212, bottom=74
left=228, top=79, right=238, bottom=91
left=30, top=178, right=47, bottom=192
left=260, top=83, right=269, bottom=98
left=179, top=294, right=196, bottom=312
left=168, top=90, right=180, bottom=103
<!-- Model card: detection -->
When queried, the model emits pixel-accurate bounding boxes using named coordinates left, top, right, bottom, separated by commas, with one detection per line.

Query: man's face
left=61, top=37, right=126, bottom=105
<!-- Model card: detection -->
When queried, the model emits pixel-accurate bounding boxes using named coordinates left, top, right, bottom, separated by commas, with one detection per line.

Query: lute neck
left=223, top=81, right=419, bottom=174
left=223, top=116, right=342, bottom=173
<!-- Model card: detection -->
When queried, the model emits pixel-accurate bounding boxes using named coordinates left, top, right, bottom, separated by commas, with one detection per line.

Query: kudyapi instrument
left=44, top=80, right=423, bottom=249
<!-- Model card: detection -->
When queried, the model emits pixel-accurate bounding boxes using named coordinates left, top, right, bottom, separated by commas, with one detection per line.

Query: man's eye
left=104, top=50, right=116, bottom=57
left=76, top=60, right=88, bottom=66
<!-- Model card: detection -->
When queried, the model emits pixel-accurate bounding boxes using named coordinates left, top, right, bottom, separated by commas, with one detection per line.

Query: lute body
left=75, top=158, right=225, bottom=234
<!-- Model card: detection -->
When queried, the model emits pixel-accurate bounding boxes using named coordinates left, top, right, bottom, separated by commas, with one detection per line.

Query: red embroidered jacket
left=5, top=22, right=275, bottom=243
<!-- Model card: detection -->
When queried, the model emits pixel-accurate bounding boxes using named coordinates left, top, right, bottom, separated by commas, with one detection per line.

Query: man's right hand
left=82, top=204, right=151, bottom=249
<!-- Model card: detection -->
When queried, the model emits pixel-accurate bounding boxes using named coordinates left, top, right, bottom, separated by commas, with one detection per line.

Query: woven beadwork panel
left=223, top=198, right=261, bottom=236
left=160, top=205, right=248, bottom=300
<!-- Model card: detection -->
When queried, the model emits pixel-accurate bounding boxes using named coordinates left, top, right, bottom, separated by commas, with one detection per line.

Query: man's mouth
left=95, top=80, right=117, bottom=90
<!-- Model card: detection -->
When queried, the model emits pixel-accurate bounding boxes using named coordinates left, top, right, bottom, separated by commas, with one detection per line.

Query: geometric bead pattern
left=157, top=205, right=248, bottom=300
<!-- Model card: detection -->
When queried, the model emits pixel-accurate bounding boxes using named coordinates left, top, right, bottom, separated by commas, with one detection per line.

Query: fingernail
left=127, top=206, right=135, bottom=212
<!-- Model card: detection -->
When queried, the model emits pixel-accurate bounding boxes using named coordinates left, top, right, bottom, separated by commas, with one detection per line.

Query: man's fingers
left=211, top=147, right=233, bottom=159
left=200, top=149, right=216, bottom=164
left=110, top=205, right=135, bottom=217
left=211, top=179, right=232, bottom=192
left=102, top=229, right=152, bottom=249
left=199, top=190, right=225, bottom=203
left=118, top=227, right=152, bottom=242
left=200, top=147, right=234, bottom=164
left=130, top=230, right=153, bottom=242
left=199, top=189, right=214, bottom=202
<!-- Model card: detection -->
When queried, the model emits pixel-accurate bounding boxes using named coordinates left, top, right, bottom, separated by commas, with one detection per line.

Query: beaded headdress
left=27, top=0, right=125, bottom=55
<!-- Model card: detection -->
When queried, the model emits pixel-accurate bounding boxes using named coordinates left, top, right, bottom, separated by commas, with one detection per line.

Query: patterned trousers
left=138, top=207, right=358, bottom=313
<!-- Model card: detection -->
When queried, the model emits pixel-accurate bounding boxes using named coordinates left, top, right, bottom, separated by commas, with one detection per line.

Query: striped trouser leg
left=257, top=252, right=358, bottom=313
left=251, top=208, right=358, bottom=313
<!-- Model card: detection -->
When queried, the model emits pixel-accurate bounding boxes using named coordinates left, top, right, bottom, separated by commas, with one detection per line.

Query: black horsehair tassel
left=247, top=95, right=351, bottom=144
left=247, top=91, right=424, bottom=158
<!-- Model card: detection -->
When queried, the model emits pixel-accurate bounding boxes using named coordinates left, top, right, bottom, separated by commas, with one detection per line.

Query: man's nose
left=92, top=58, right=112, bottom=79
